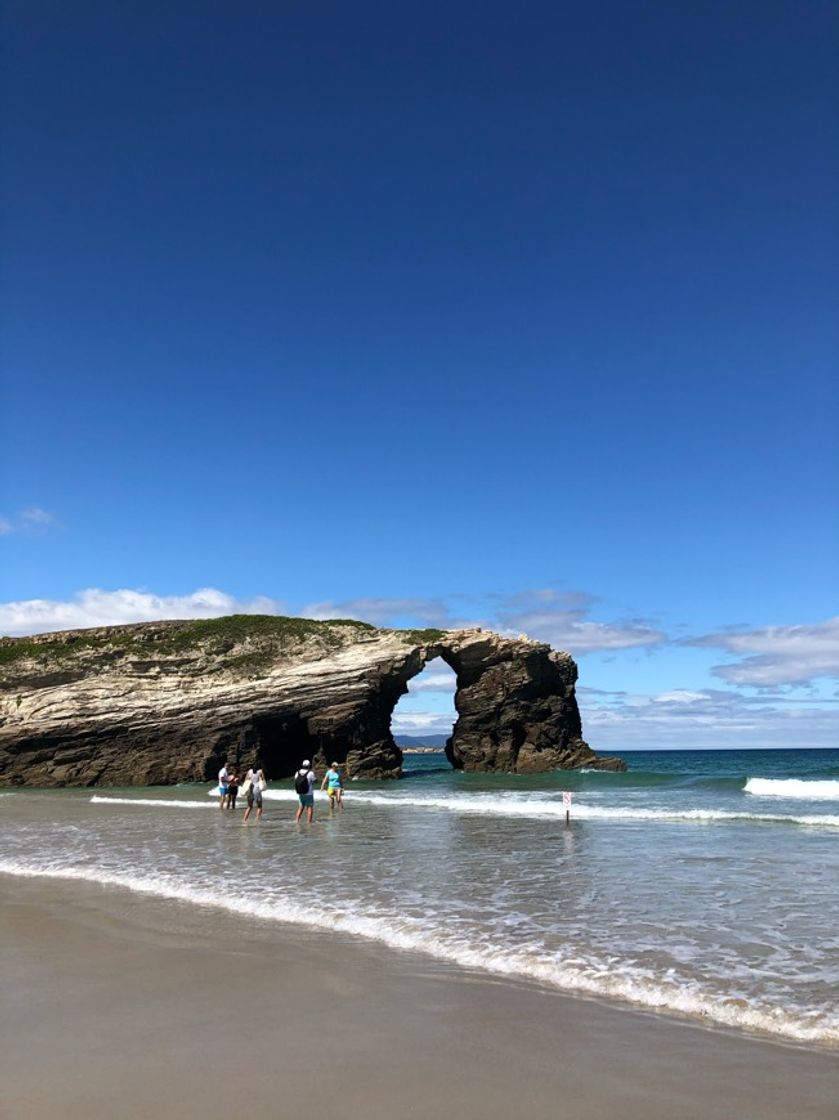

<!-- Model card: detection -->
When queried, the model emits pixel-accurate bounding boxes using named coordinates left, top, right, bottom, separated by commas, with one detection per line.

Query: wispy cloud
left=302, top=588, right=666, bottom=656
left=406, top=669, right=458, bottom=692
left=0, top=588, right=284, bottom=636
left=390, top=711, right=454, bottom=736
left=0, top=507, right=56, bottom=536
left=494, top=588, right=665, bottom=654
left=579, top=685, right=839, bottom=748
left=1, top=583, right=836, bottom=747
left=395, top=681, right=839, bottom=746
left=689, top=617, right=839, bottom=687
left=301, top=596, right=455, bottom=628
left=19, top=507, right=55, bottom=529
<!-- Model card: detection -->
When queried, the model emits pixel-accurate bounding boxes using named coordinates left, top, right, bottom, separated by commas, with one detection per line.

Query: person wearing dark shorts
left=226, top=771, right=239, bottom=810
left=242, top=765, right=265, bottom=823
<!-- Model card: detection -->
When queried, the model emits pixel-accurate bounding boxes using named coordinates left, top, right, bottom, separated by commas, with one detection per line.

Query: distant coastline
left=395, top=733, right=449, bottom=749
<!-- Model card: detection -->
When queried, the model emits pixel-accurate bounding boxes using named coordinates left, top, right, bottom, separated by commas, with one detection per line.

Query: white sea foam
left=0, top=856, right=836, bottom=1047
left=350, top=792, right=839, bottom=828
left=91, top=796, right=222, bottom=809
left=91, top=791, right=839, bottom=829
left=205, top=787, right=298, bottom=799
left=745, top=778, right=839, bottom=801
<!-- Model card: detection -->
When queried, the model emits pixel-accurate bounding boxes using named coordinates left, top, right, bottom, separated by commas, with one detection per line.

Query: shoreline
left=1, top=875, right=837, bottom=1119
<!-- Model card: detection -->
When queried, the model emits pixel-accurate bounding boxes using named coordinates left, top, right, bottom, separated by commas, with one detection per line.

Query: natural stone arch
left=295, top=632, right=614, bottom=779
left=431, top=634, right=595, bottom=774
left=0, top=619, right=625, bottom=787
left=388, top=653, right=457, bottom=758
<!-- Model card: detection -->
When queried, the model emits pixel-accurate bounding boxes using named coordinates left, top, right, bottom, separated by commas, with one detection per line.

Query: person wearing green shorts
left=294, top=761, right=315, bottom=823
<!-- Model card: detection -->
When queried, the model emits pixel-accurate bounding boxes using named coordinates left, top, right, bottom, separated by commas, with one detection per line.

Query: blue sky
left=1, top=1, right=837, bottom=747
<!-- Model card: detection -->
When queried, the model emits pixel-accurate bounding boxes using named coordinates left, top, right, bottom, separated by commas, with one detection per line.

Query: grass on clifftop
left=0, top=616, right=454, bottom=682
left=402, top=628, right=447, bottom=644
left=0, top=614, right=380, bottom=672
left=159, top=614, right=377, bottom=652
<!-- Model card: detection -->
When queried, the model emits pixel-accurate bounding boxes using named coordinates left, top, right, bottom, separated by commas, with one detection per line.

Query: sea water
left=1, top=748, right=837, bottom=1047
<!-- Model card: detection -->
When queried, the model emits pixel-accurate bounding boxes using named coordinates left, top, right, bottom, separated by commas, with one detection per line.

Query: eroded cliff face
left=0, top=615, right=625, bottom=786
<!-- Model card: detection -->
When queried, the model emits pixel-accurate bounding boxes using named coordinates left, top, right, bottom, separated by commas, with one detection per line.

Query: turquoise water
left=1, top=748, right=837, bottom=1047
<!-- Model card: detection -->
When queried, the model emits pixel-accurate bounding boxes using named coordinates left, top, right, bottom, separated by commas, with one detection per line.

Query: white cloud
left=0, top=588, right=284, bottom=636
left=653, top=690, right=709, bottom=704
left=390, top=711, right=454, bottom=736
left=407, top=669, right=457, bottom=692
left=2, top=583, right=836, bottom=748
left=302, top=588, right=666, bottom=656
left=0, top=507, right=56, bottom=536
left=580, top=686, right=839, bottom=749
left=301, top=596, right=454, bottom=628
left=19, top=507, right=55, bottom=528
left=394, top=684, right=839, bottom=749
left=503, top=612, right=664, bottom=652
left=495, top=589, right=665, bottom=654
left=690, top=617, right=839, bottom=687
left=0, top=583, right=663, bottom=654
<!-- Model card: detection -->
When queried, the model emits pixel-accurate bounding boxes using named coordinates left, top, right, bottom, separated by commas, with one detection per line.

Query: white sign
left=563, top=790, right=572, bottom=808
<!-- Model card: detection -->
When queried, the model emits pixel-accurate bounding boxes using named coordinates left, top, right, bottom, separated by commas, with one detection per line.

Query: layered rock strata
left=0, top=615, right=625, bottom=786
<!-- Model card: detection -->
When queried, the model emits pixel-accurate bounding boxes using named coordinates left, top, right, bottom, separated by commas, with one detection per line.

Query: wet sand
left=1, top=876, right=836, bottom=1120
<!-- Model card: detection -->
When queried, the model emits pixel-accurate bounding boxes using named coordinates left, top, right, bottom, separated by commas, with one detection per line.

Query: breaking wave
left=87, top=791, right=839, bottom=829
left=91, top=796, right=219, bottom=809
left=745, top=778, right=839, bottom=801
left=0, top=857, right=836, bottom=1047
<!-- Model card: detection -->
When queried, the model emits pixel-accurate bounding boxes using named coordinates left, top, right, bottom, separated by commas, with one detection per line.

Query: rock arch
left=0, top=620, right=625, bottom=787
left=231, top=631, right=622, bottom=780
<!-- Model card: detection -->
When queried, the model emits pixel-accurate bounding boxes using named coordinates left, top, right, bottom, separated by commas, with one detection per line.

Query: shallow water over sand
left=2, top=748, right=838, bottom=1046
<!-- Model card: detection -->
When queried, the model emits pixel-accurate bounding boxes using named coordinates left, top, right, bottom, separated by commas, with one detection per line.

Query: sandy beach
left=1, top=875, right=836, bottom=1120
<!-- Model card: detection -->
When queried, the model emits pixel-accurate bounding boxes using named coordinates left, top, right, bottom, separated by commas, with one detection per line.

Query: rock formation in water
left=0, top=615, right=625, bottom=786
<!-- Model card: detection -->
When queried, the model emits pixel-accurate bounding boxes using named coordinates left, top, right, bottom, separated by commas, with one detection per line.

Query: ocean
left=1, top=748, right=837, bottom=1048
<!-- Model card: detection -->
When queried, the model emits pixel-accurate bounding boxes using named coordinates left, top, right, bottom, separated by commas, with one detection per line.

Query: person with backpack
left=242, top=763, right=266, bottom=824
left=294, top=760, right=315, bottom=823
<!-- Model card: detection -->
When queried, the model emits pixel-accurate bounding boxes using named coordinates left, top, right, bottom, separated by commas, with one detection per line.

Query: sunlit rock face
left=0, top=616, right=625, bottom=787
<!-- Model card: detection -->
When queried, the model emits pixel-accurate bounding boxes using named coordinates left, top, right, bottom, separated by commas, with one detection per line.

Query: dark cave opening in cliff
left=391, top=656, right=457, bottom=766
left=251, top=713, right=314, bottom=779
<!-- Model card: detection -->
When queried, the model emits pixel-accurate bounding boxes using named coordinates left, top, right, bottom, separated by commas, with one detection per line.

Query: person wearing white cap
left=294, top=759, right=316, bottom=823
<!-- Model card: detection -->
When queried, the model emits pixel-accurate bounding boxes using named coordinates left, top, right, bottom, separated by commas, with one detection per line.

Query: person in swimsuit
left=226, top=771, right=240, bottom=810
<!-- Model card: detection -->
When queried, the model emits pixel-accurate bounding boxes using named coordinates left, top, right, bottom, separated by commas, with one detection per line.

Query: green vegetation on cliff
left=0, top=614, right=448, bottom=685
left=403, top=628, right=447, bottom=644
left=0, top=615, right=377, bottom=676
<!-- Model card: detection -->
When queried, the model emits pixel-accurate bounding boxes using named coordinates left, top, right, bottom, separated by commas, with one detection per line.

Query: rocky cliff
left=0, top=615, right=625, bottom=786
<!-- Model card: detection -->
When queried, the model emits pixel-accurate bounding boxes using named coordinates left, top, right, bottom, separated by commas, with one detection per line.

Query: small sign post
left=563, top=789, right=572, bottom=826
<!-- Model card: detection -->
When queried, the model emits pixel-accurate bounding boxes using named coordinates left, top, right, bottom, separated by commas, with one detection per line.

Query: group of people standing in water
left=216, top=759, right=344, bottom=824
